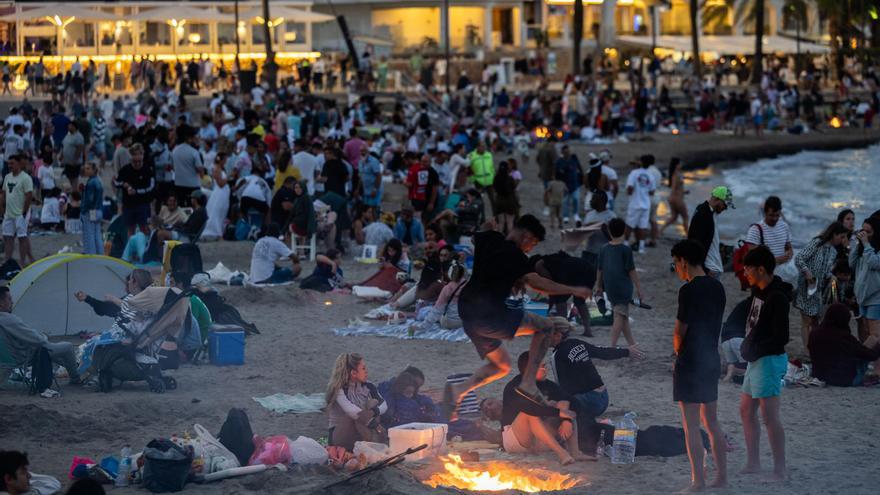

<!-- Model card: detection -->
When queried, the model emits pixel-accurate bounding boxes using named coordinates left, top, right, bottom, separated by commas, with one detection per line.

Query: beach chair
left=0, top=332, right=61, bottom=395
left=291, top=233, right=318, bottom=261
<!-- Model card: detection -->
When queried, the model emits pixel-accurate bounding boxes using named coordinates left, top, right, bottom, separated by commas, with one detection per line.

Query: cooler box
left=525, top=302, right=549, bottom=316
left=388, top=423, right=448, bottom=461
left=208, top=330, right=245, bottom=365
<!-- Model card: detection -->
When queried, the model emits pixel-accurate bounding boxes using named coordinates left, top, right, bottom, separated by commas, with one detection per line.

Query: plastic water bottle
left=596, top=429, right=606, bottom=457
left=116, top=445, right=132, bottom=487
left=611, top=412, right=638, bottom=464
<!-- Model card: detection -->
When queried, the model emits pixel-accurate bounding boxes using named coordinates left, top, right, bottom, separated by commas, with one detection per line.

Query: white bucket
left=388, top=422, right=448, bottom=462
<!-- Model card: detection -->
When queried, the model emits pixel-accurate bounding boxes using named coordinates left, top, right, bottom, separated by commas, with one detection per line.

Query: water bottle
left=115, top=445, right=132, bottom=487
left=596, top=429, right=606, bottom=458
left=611, top=412, right=638, bottom=464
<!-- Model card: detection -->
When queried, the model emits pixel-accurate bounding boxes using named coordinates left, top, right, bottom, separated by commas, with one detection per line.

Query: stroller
left=94, top=287, right=192, bottom=393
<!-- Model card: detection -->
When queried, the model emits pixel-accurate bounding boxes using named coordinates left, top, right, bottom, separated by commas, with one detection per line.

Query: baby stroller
left=94, top=288, right=192, bottom=393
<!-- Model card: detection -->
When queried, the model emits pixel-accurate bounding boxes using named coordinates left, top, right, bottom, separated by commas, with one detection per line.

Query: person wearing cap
left=687, top=186, right=734, bottom=278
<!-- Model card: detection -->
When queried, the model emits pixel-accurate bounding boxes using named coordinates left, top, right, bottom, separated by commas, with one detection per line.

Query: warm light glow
left=672, top=128, right=681, bottom=135
left=12, top=75, right=28, bottom=91
left=829, top=117, right=842, bottom=128
left=324, top=301, right=333, bottom=306
left=237, top=21, right=247, bottom=37
left=114, top=60, right=122, bottom=72
left=188, top=33, right=201, bottom=44
left=424, top=455, right=582, bottom=493
left=534, top=126, right=550, bottom=139
left=546, top=0, right=633, bottom=5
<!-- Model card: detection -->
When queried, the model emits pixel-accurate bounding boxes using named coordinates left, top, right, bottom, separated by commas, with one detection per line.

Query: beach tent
left=9, top=254, right=134, bottom=336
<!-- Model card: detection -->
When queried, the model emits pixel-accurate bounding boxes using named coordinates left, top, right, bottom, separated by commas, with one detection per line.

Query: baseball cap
left=711, top=186, right=735, bottom=209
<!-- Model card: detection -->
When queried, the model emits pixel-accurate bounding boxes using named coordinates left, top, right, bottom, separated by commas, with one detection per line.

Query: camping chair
left=0, top=332, right=61, bottom=395
left=291, top=233, right=317, bottom=261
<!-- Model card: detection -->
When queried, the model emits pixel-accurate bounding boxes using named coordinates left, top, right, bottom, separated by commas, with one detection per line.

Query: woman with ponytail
left=326, top=353, right=387, bottom=450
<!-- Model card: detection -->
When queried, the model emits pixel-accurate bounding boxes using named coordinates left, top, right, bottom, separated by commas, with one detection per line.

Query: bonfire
left=422, top=454, right=582, bottom=493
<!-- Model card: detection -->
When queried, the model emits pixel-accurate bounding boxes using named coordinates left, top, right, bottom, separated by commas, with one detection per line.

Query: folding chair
left=291, top=233, right=318, bottom=261
left=0, top=335, right=61, bottom=395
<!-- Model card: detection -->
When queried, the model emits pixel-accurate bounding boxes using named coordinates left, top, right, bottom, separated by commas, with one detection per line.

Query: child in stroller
left=76, top=270, right=192, bottom=393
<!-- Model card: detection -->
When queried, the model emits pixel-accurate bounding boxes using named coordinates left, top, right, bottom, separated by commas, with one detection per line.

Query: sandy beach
left=2, top=128, right=879, bottom=495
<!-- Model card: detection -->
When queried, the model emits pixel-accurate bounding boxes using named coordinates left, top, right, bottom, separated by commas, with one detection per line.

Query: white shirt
left=646, top=165, right=663, bottom=204
left=40, top=197, right=61, bottom=224
left=705, top=213, right=723, bottom=274
left=292, top=151, right=318, bottom=195
left=750, top=98, right=762, bottom=117
left=251, top=86, right=265, bottom=106
left=745, top=220, right=791, bottom=259
left=238, top=175, right=271, bottom=203
left=38, top=164, right=56, bottom=191
left=249, top=236, right=293, bottom=283
left=625, top=168, right=656, bottom=211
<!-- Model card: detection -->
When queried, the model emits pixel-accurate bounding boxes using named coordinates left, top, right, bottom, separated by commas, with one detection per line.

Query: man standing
left=359, top=147, right=383, bottom=209
left=405, top=154, right=439, bottom=218
left=467, top=141, right=494, bottom=205
left=447, top=215, right=591, bottom=419
left=114, top=143, right=155, bottom=236
left=740, top=246, right=789, bottom=481
left=171, top=125, right=204, bottom=205
left=671, top=239, right=728, bottom=491
left=536, top=139, right=558, bottom=216
left=292, top=139, right=318, bottom=196
left=744, top=195, right=793, bottom=265
left=688, top=186, right=734, bottom=278
left=0, top=155, right=35, bottom=267
left=60, top=122, right=85, bottom=190
left=554, top=145, right=583, bottom=225
left=343, top=128, right=367, bottom=170
left=624, top=155, right=656, bottom=254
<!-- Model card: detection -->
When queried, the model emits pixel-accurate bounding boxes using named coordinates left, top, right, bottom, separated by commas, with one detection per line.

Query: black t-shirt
left=115, top=164, right=154, bottom=207
left=270, top=187, right=296, bottom=226
left=552, top=338, right=629, bottom=395
left=675, top=276, right=726, bottom=372
left=537, top=251, right=590, bottom=286
left=321, top=159, right=348, bottom=197
left=501, top=375, right=569, bottom=428
left=721, top=296, right=752, bottom=342
left=459, top=230, right=531, bottom=320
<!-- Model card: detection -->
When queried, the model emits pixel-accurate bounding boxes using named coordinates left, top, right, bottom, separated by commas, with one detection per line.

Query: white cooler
left=388, top=422, right=448, bottom=461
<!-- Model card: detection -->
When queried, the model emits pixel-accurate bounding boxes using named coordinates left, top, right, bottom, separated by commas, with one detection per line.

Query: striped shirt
left=745, top=220, right=791, bottom=258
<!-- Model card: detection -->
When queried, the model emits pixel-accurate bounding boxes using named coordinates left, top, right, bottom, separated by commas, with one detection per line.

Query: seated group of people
left=324, top=324, right=638, bottom=465
left=121, top=193, right=209, bottom=265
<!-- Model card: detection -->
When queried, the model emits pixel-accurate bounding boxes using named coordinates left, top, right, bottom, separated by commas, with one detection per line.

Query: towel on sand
left=334, top=320, right=469, bottom=342
left=253, top=393, right=325, bottom=414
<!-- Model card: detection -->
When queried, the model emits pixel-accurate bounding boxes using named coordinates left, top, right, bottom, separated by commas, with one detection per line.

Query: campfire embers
left=422, top=454, right=582, bottom=492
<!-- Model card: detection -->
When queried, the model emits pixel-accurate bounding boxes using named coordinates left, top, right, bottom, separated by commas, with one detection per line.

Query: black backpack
left=28, top=347, right=54, bottom=395
left=216, top=408, right=255, bottom=466
left=418, top=111, right=431, bottom=130
left=0, top=258, right=21, bottom=280
left=170, top=243, right=203, bottom=281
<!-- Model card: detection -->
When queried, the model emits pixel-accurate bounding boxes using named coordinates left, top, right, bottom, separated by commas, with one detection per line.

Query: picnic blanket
left=334, top=320, right=469, bottom=342
left=252, top=393, right=325, bottom=414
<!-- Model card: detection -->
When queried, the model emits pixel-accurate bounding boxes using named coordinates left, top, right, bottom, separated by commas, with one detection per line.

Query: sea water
left=681, top=144, right=880, bottom=247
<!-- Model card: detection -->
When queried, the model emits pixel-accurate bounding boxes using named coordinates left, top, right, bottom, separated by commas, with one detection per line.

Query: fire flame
left=829, top=117, right=843, bottom=128
left=423, top=454, right=581, bottom=493
left=534, top=126, right=550, bottom=139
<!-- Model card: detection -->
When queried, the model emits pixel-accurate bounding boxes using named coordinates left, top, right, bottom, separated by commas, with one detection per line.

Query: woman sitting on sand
left=808, top=303, right=880, bottom=386
left=326, top=353, right=387, bottom=450
left=299, top=249, right=344, bottom=292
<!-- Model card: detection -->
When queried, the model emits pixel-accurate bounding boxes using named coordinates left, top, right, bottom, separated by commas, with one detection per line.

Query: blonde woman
left=326, top=353, right=388, bottom=450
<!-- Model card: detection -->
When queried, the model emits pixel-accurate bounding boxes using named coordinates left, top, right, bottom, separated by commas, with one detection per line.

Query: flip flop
left=440, top=382, right=460, bottom=423
left=514, top=386, right=547, bottom=407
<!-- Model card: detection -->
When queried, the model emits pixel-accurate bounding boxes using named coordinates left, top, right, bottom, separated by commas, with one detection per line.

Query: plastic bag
left=776, top=260, right=799, bottom=288
left=353, top=441, right=391, bottom=465
left=248, top=435, right=292, bottom=466
left=68, top=456, right=95, bottom=480
left=290, top=436, right=329, bottom=465
left=193, top=424, right=240, bottom=473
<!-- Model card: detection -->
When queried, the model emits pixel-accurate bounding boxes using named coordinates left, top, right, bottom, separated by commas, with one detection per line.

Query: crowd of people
left=1, top=50, right=879, bottom=494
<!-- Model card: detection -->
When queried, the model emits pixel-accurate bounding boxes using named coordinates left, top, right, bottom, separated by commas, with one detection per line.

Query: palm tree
left=689, top=0, right=702, bottom=77
left=261, top=0, right=277, bottom=88
left=574, top=0, right=584, bottom=74
left=701, top=0, right=764, bottom=83
left=752, top=0, right=765, bottom=84
left=815, top=0, right=849, bottom=81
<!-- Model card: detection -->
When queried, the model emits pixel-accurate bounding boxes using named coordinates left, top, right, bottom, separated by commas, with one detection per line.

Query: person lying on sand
left=477, top=352, right=594, bottom=466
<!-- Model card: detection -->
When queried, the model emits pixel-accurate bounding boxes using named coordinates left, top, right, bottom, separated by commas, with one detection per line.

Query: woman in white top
left=201, top=153, right=230, bottom=240
left=325, top=353, right=387, bottom=450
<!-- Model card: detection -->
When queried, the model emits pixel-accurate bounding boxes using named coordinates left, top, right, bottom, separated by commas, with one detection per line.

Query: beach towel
left=253, top=393, right=325, bottom=414
left=357, top=265, right=404, bottom=293
left=334, top=320, right=469, bottom=342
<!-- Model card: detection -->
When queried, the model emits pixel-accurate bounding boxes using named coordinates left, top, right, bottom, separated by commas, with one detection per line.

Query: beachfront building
left=0, top=1, right=330, bottom=65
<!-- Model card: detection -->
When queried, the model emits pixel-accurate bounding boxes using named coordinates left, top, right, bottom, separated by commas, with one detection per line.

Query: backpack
left=418, top=111, right=431, bottom=130
left=733, top=223, right=763, bottom=291
left=29, top=347, right=54, bottom=395
left=216, top=408, right=255, bottom=467
left=170, top=243, right=203, bottom=281
left=0, top=258, right=21, bottom=280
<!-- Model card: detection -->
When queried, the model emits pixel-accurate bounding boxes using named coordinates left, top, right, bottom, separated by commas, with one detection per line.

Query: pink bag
left=68, top=456, right=95, bottom=479
left=248, top=435, right=292, bottom=466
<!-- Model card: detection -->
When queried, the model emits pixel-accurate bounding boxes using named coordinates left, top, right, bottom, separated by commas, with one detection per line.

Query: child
left=39, top=191, right=62, bottom=231
left=325, top=353, right=387, bottom=450
left=299, top=248, right=344, bottom=292
left=545, top=172, right=566, bottom=230
left=595, top=218, right=644, bottom=349
left=64, top=191, right=83, bottom=234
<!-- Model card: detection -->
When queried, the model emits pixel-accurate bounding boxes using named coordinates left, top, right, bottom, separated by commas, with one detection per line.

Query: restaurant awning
left=0, top=4, right=121, bottom=22
left=617, top=35, right=829, bottom=55
left=130, top=6, right=230, bottom=23
left=240, top=6, right=335, bottom=24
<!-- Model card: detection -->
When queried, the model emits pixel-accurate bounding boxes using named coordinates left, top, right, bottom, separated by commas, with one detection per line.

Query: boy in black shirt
left=447, top=215, right=591, bottom=420
left=484, top=352, right=592, bottom=465
left=671, top=239, right=728, bottom=491
left=113, top=143, right=155, bottom=236
left=740, top=246, right=789, bottom=481
left=548, top=328, right=641, bottom=421
left=533, top=252, right=594, bottom=336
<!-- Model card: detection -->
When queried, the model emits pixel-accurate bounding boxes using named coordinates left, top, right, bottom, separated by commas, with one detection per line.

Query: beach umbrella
left=0, top=4, right=120, bottom=22
left=239, top=6, right=335, bottom=24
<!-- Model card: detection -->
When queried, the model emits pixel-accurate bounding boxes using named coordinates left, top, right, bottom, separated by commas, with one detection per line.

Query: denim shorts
left=742, top=353, right=788, bottom=399
left=860, top=304, right=880, bottom=320
left=572, top=389, right=609, bottom=419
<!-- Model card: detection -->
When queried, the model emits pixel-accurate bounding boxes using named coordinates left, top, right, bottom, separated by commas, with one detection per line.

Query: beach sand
left=2, top=129, right=879, bottom=494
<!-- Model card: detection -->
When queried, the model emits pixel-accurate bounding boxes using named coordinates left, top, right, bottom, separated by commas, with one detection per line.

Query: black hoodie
left=740, top=276, right=792, bottom=362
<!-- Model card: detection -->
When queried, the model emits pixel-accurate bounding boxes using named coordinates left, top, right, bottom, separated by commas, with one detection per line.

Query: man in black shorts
left=446, top=214, right=591, bottom=419
left=533, top=251, right=595, bottom=336
left=671, top=239, right=728, bottom=490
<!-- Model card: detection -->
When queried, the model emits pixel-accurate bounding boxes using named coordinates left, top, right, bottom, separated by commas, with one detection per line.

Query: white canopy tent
left=130, top=5, right=230, bottom=23
left=0, top=4, right=121, bottom=22
left=240, top=6, right=335, bottom=24
left=617, top=35, right=829, bottom=55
